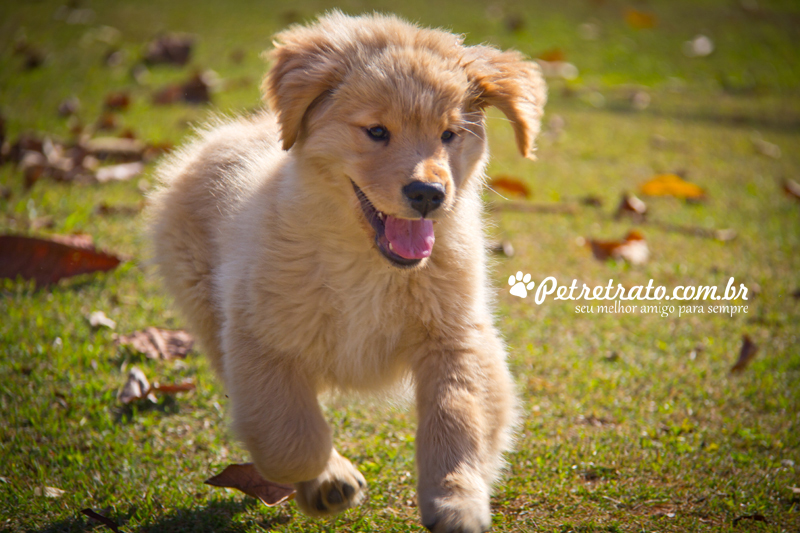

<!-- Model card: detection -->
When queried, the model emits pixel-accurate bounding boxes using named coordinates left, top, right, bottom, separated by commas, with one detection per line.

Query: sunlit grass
left=1, top=0, right=798, bottom=531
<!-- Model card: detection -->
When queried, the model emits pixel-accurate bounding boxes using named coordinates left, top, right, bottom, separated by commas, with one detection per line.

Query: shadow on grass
left=114, top=395, right=182, bottom=424
left=31, top=498, right=293, bottom=533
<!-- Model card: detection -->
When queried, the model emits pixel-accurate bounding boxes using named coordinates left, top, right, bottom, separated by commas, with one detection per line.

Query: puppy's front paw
left=294, top=449, right=367, bottom=516
left=419, top=477, right=491, bottom=533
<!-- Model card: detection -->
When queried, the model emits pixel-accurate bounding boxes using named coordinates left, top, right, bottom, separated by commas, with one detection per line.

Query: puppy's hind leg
left=223, top=336, right=367, bottom=517
left=413, top=332, right=517, bottom=533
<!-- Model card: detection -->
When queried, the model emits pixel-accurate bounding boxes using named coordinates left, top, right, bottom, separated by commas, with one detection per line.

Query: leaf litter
left=205, top=463, right=296, bottom=506
left=115, top=327, right=194, bottom=360
left=117, top=366, right=195, bottom=404
left=0, top=234, right=122, bottom=287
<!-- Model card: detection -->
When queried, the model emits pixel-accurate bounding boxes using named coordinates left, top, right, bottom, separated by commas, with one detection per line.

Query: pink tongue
left=384, top=216, right=435, bottom=259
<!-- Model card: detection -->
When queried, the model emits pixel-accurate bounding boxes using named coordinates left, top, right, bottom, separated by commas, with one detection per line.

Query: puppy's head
left=264, top=11, right=546, bottom=268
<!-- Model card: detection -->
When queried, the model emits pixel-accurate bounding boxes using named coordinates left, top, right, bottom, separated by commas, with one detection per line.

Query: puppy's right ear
left=263, top=26, right=347, bottom=150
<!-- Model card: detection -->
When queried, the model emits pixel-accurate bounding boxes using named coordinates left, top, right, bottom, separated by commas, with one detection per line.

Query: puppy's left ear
left=463, top=47, right=547, bottom=160
left=262, top=25, right=348, bottom=150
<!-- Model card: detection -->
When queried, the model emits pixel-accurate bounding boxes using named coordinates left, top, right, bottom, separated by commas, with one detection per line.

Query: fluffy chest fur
left=214, top=149, right=489, bottom=391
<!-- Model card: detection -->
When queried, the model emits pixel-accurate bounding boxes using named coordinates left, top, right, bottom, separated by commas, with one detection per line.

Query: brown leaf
left=95, top=202, right=143, bottom=216
left=118, top=366, right=155, bottom=404
left=153, top=72, right=212, bottom=105
left=81, top=509, right=121, bottom=533
left=205, top=463, right=296, bottom=506
left=13, top=38, right=46, bottom=70
left=152, top=381, right=196, bottom=394
left=587, top=230, right=649, bottom=265
left=624, top=8, right=657, bottom=29
left=95, top=112, right=119, bottom=132
left=581, top=195, right=603, bottom=207
left=104, top=91, right=131, bottom=111
left=731, top=334, right=758, bottom=373
left=615, top=193, right=647, bottom=222
left=0, top=234, right=121, bottom=287
left=144, top=33, right=194, bottom=66
left=57, top=97, right=81, bottom=117
left=639, top=173, right=706, bottom=200
left=732, top=513, right=768, bottom=526
left=783, top=179, right=800, bottom=201
left=488, top=175, right=531, bottom=198
left=537, top=48, right=565, bottom=62
left=115, top=327, right=194, bottom=360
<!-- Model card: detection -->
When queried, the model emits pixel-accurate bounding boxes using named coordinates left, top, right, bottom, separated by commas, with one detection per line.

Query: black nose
left=403, top=181, right=445, bottom=217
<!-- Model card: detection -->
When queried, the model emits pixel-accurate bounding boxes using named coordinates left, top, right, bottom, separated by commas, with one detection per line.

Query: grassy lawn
left=1, top=0, right=798, bottom=531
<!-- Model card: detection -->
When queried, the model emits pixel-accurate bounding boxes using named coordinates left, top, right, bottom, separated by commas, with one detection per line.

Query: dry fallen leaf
left=488, top=175, right=531, bottom=198
left=615, top=193, right=647, bottom=222
left=639, top=173, right=706, bottom=200
left=153, top=72, right=213, bottom=105
left=624, top=8, right=657, bottom=29
left=83, top=137, right=145, bottom=162
left=731, top=334, right=758, bottom=373
left=537, top=48, right=565, bottom=62
left=205, top=463, right=296, bottom=506
left=118, top=366, right=155, bottom=404
left=144, top=33, right=194, bottom=66
left=152, top=381, right=196, bottom=394
left=0, top=234, right=122, bottom=287
left=489, top=239, right=515, bottom=257
left=752, top=133, right=781, bottom=159
left=782, top=179, right=800, bottom=201
left=81, top=509, right=121, bottom=533
left=89, top=310, right=116, bottom=329
left=588, top=230, right=649, bottom=265
left=117, top=366, right=195, bottom=404
left=116, top=327, right=194, bottom=360
left=34, top=486, right=66, bottom=498
left=732, top=513, right=768, bottom=525
left=104, top=91, right=131, bottom=111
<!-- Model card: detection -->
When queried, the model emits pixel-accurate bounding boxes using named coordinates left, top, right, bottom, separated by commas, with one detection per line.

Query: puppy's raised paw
left=294, top=449, right=367, bottom=516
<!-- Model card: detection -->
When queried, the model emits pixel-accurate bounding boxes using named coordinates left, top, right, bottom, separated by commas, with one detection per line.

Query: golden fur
left=148, top=12, right=545, bottom=532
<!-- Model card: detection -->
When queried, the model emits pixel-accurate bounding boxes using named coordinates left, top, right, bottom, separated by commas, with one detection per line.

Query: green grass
left=1, top=0, right=799, bottom=531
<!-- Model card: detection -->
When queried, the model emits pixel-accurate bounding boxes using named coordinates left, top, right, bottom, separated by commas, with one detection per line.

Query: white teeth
left=377, top=212, right=385, bottom=221
left=388, top=242, right=394, bottom=251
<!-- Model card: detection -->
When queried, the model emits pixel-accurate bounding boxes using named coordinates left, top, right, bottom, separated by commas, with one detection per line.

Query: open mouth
left=351, top=181, right=435, bottom=268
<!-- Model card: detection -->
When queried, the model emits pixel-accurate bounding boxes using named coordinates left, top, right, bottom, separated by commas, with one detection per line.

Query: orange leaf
left=0, top=234, right=121, bottom=287
left=639, top=174, right=706, bottom=200
left=205, top=463, right=296, bottom=506
left=489, top=175, right=531, bottom=198
left=624, top=8, right=657, bottom=29
left=587, top=230, right=648, bottom=265
left=537, top=48, right=565, bottom=62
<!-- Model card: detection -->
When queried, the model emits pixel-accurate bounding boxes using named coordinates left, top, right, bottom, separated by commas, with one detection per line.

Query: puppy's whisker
left=485, top=185, right=509, bottom=200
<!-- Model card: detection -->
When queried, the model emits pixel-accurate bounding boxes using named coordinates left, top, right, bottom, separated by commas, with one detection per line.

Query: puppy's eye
left=441, top=130, right=456, bottom=143
left=366, top=125, right=389, bottom=141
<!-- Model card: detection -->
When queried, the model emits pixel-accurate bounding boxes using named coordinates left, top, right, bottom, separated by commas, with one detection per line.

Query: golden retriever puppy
left=149, top=11, right=545, bottom=532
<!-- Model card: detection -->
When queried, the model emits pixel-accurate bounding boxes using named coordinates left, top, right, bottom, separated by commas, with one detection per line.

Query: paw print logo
left=508, top=271, right=535, bottom=298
